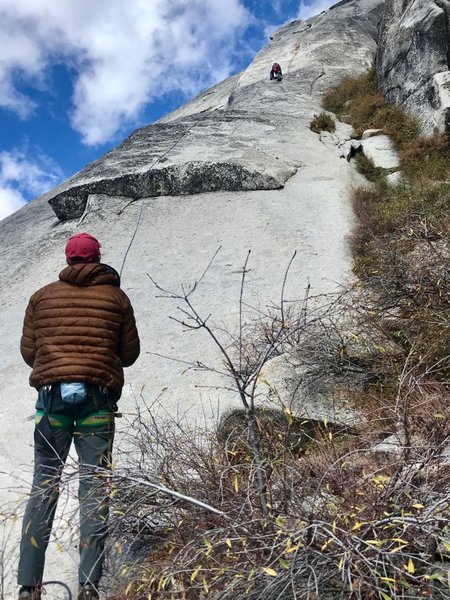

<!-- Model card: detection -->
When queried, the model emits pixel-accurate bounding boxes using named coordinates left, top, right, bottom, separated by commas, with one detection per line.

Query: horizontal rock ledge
left=48, top=161, right=286, bottom=222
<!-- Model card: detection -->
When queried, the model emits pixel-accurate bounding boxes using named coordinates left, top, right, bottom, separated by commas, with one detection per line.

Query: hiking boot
left=78, top=583, right=99, bottom=599
left=18, top=588, right=41, bottom=600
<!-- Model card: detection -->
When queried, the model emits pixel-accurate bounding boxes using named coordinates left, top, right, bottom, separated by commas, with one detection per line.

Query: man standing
left=17, top=233, right=140, bottom=600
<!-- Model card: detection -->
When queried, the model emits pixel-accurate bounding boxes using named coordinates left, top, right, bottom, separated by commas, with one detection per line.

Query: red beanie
left=65, top=233, right=102, bottom=264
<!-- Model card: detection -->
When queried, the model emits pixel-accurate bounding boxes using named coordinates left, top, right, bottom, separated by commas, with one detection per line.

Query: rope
left=285, top=25, right=325, bottom=95
left=118, top=115, right=204, bottom=278
left=42, top=580, right=73, bottom=599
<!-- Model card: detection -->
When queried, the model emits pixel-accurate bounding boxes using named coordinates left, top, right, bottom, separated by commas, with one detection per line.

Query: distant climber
left=17, top=233, right=140, bottom=600
left=270, top=63, right=283, bottom=81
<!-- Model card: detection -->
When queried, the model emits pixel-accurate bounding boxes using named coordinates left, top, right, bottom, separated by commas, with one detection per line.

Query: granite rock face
left=46, top=0, right=383, bottom=221
left=377, top=0, right=450, bottom=134
left=0, top=1, right=410, bottom=596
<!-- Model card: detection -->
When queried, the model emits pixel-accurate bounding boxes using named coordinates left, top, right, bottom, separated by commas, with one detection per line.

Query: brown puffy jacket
left=20, top=262, right=140, bottom=395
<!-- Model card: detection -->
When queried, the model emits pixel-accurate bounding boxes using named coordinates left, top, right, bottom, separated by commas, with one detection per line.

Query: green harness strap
left=35, top=409, right=112, bottom=430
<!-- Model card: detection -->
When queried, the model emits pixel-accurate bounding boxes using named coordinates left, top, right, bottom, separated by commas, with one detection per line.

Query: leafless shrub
left=103, top=252, right=450, bottom=599
left=105, top=366, right=450, bottom=599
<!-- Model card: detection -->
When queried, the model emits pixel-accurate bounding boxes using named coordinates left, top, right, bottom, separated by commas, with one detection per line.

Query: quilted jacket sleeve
left=20, top=296, right=37, bottom=368
left=119, top=294, right=140, bottom=367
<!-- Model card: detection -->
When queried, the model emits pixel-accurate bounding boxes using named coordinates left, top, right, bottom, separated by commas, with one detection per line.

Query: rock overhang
left=48, top=161, right=288, bottom=222
left=47, top=111, right=303, bottom=222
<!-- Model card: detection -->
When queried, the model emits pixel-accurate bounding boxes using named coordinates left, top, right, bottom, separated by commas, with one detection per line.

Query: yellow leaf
left=390, top=545, right=407, bottom=553
left=203, top=578, right=209, bottom=593
left=286, top=544, right=300, bottom=554
left=412, top=503, right=424, bottom=509
left=157, top=576, right=167, bottom=591
left=423, top=573, right=444, bottom=581
left=125, top=582, right=133, bottom=595
left=371, top=475, right=390, bottom=486
left=263, top=567, right=278, bottom=577
left=284, top=406, right=293, bottom=425
left=365, top=539, right=383, bottom=546
left=380, top=577, right=396, bottom=584
left=191, top=566, right=201, bottom=581
left=405, top=558, right=415, bottom=574
left=278, top=558, right=289, bottom=569
left=225, top=538, right=232, bottom=548
left=391, top=538, right=408, bottom=544
left=275, top=515, right=286, bottom=528
left=234, top=474, right=239, bottom=493
left=30, top=537, right=39, bottom=548
left=321, top=538, right=333, bottom=551
left=380, top=592, right=392, bottom=600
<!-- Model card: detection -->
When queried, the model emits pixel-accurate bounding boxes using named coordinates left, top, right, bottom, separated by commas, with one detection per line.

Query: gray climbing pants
left=17, top=385, right=116, bottom=588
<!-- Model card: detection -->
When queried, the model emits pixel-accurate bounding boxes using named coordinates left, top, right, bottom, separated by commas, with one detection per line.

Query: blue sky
left=0, top=0, right=337, bottom=220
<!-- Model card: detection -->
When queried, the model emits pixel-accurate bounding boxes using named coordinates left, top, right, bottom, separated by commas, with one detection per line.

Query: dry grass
left=323, top=66, right=420, bottom=145
left=310, top=112, right=336, bottom=133
left=324, top=67, right=450, bottom=379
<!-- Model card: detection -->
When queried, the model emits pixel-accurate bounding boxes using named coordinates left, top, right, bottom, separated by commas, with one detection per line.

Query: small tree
left=147, top=249, right=307, bottom=517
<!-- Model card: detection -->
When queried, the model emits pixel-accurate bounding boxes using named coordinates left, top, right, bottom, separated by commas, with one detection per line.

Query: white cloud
left=0, top=187, right=26, bottom=221
left=297, top=0, right=338, bottom=20
left=0, top=0, right=250, bottom=145
left=0, top=148, right=64, bottom=220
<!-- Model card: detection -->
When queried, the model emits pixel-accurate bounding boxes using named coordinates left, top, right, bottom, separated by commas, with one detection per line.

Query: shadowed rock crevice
left=377, top=0, right=450, bottom=134
left=434, top=0, right=450, bottom=68
left=48, top=161, right=286, bottom=222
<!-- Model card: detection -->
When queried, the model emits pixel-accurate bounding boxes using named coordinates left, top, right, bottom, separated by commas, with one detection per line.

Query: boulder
left=386, top=170, right=405, bottom=186
left=361, top=128, right=384, bottom=140
left=254, top=354, right=360, bottom=426
left=360, top=133, right=400, bottom=169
